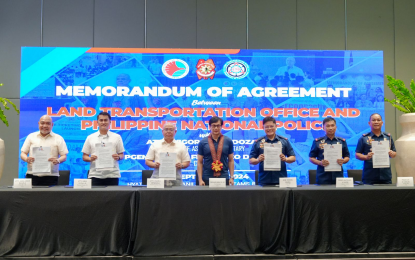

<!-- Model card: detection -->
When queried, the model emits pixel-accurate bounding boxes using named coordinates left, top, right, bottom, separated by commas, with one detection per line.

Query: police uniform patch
left=260, top=138, right=265, bottom=149
left=319, top=139, right=326, bottom=149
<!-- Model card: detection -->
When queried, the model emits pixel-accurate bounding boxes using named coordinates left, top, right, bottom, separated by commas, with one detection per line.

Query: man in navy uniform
left=249, top=116, right=296, bottom=185
left=309, top=117, right=350, bottom=184
left=355, top=113, right=397, bottom=184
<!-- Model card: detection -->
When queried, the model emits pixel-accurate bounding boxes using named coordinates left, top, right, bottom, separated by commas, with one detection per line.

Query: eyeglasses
left=163, top=128, right=175, bottom=132
left=264, top=125, right=276, bottom=129
left=211, top=124, right=222, bottom=129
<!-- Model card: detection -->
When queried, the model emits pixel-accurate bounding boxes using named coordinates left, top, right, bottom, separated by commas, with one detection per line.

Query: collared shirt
left=309, top=135, right=350, bottom=184
left=145, top=138, right=191, bottom=186
left=21, top=131, right=69, bottom=177
left=249, top=135, right=295, bottom=185
left=81, top=131, right=125, bottom=179
left=197, top=135, right=234, bottom=180
left=355, top=131, right=396, bottom=183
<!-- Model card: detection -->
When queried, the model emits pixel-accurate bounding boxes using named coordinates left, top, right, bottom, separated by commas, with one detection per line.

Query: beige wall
left=1, top=0, right=414, bottom=185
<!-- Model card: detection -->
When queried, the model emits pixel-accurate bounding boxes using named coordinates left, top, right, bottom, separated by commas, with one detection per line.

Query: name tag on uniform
left=13, top=178, right=32, bottom=189
left=147, top=178, right=165, bottom=189
left=397, top=177, right=414, bottom=187
left=74, top=179, right=92, bottom=189
left=279, top=177, right=297, bottom=188
left=336, top=177, right=354, bottom=188
left=209, top=178, right=226, bottom=188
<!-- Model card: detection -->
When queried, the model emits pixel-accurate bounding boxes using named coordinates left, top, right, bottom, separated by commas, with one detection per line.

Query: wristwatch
left=230, top=175, right=234, bottom=179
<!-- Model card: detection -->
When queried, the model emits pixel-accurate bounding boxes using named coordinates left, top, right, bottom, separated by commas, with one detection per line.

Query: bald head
left=162, top=122, right=177, bottom=141
left=40, top=115, right=53, bottom=122
left=38, top=115, right=53, bottom=136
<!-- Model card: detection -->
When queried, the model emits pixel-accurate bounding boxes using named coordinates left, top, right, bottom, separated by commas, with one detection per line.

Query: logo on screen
left=223, top=60, right=250, bottom=80
left=162, top=59, right=189, bottom=79
left=196, top=59, right=216, bottom=80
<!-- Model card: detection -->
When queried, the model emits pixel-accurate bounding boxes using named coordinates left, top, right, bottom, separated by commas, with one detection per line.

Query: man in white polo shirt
left=145, top=123, right=191, bottom=186
left=20, top=115, right=68, bottom=186
left=82, top=111, right=125, bottom=186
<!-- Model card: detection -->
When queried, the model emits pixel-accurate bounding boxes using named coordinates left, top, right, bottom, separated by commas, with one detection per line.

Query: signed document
left=324, top=144, right=342, bottom=172
left=159, top=152, right=177, bottom=180
left=32, top=146, right=51, bottom=173
left=264, top=143, right=282, bottom=171
left=372, top=141, right=390, bottom=168
left=95, top=143, right=114, bottom=169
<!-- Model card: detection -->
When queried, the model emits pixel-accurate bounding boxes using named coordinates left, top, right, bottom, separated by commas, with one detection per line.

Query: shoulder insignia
left=316, top=136, right=325, bottom=141
left=343, top=138, right=346, bottom=142
left=255, top=136, right=266, bottom=143
left=362, top=132, right=370, bottom=137
left=277, top=134, right=288, bottom=140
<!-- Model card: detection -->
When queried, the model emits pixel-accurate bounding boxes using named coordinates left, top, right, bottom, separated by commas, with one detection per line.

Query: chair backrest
left=308, top=170, right=317, bottom=184
left=347, top=169, right=362, bottom=182
left=141, top=170, right=153, bottom=185
left=255, top=170, right=259, bottom=185
left=58, top=170, right=70, bottom=185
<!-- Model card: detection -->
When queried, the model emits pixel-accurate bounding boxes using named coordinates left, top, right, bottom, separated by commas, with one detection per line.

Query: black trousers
left=25, top=174, right=58, bottom=186
left=91, top=177, right=119, bottom=186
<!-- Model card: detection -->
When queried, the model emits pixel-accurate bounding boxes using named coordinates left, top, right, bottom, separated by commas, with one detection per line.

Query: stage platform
left=1, top=185, right=414, bottom=257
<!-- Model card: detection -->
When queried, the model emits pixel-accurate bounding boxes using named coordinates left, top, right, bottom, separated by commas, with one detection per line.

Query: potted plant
left=384, top=76, right=415, bottom=178
left=0, top=83, right=20, bottom=180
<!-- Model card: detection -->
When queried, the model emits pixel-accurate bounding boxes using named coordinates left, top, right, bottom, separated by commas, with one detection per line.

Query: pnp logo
left=125, top=155, right=146, bottom=160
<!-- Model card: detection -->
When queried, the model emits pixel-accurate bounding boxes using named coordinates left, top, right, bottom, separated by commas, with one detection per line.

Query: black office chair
left=58, top=170, right=70, bottom=185
left=255, top=170, right=259, bottom=185
left=347, top=169, right=362, bottom=182
left=141, top=170, right=153, bottom=185
left=308, top=170, right=317, bottom=184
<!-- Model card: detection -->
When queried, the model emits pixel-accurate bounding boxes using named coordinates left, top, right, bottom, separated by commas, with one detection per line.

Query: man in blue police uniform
left=197, top=116, right=234, bottom=185
left=355, top=113, right=397, bottom=184
left=309, top=117, right=350, bottom=184
left=249, top=116, right=296, bottom=185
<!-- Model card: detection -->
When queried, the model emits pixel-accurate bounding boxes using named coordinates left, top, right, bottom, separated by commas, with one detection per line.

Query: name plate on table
left=147, top=178, right=165, bottom=189
left=279, top=177, right=297, bottom=188
left=209, top=178, right=226, bottom=188
left=336, top=177, right=354, bottom=188
left=13, top=178, right=32, bottom=189
left=397, top=177, right=414, bottom=187
left=74, top=179, right=91, bottom=189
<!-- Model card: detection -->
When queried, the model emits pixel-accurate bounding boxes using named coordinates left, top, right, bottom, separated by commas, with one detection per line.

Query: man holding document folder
left=82, top=112, right=125, bottom=186
left=249, top=117, right=296, bottom=185
left=145, top=123, right=191, bottom=186
left=309, top=117, right=350, bottom=184
left=20, top=115, right=68, bottom=186
left=355, top=113, right=397, bottom=184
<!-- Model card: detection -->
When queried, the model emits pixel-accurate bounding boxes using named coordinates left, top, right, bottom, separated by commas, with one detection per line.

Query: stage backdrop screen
left=19, top=47, right=385, bottom=185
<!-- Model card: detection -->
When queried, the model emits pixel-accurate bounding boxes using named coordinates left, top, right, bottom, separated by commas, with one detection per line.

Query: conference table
left=1, top=185, right=415, bottom=257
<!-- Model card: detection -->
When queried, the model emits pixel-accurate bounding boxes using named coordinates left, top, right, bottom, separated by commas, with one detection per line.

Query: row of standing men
left=20, top=112, right=396, bottom=186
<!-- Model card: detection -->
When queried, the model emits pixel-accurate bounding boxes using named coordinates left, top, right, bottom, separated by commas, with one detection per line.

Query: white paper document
left=32, top=146, right=51, bottom=173
left=264, top=143, right=282, bottom=171
left=159, top=152, right=177, bottom=180
left=324, top=144, right=342, bottom=172
left=95, top=143, right=115, bottom=169
left=372, top=141, right=390, bottom=168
